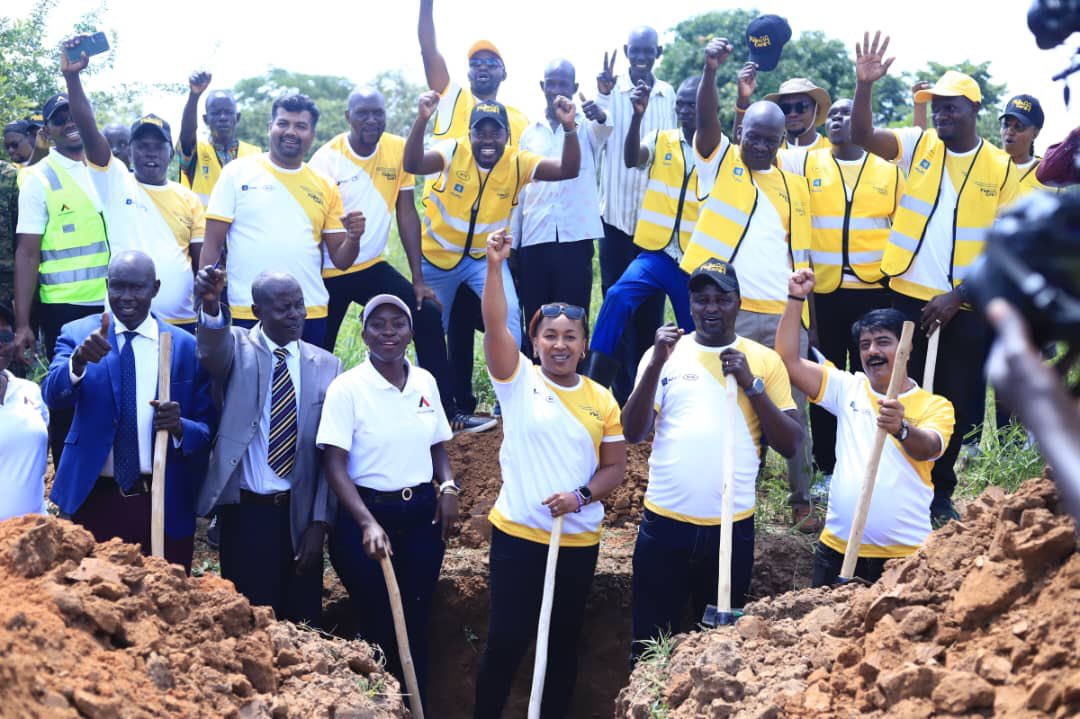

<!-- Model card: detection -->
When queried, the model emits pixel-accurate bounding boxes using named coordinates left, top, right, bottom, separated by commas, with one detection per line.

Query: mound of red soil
left=616, top=477, right=1080, bottom=718
left=0, top=514, right=407, bottom=719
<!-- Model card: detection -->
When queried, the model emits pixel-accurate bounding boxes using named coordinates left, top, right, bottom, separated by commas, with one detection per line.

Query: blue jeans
left=592, top=250, right=693, bottom=359
left=421, top=257, right=522, bottom=346
left=631, top=509, right=755, bottom=661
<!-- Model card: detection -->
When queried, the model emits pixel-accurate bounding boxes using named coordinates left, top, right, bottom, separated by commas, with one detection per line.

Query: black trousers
left=40, top=302, right=103, bottom=466
left=323, top=262, right=457, bottom=417
left=218, top=499, right=323, bottom=625
left=811, top=541, right=886, bottom=587
left=600, top=222, right=664, bottom=404
left=517, top=238, right=595, bottom=359
left=447, top=286, right=483, bottom=414
left=810, top=288, right=892, bottom=474
left=892, top=294, right=988, bottom=503
left=474, top=527, right=599, bottom=719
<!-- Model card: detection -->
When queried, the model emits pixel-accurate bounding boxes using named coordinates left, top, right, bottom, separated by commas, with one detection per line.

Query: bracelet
left=438, top=480, right=460, bottom=496
left=735, top=106, right=747, bottom=114
left=787, top=294, right=806, bottom=302
left=573, top=490, right=584, bottom=513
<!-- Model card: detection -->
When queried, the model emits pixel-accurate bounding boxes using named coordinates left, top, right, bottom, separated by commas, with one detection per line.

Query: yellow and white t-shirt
left=89, top=157, right=204, bottom=323
left=433, top=79, right=530, bottom=148
left=812, top=365, right=955, bottom=558
left=308, top=133, right=416, bottom=277
left=206, top=155, right=345, bottom=319
left=489, top=354, right=624, bottom=547
left=637, top=334, right=795, bottom=525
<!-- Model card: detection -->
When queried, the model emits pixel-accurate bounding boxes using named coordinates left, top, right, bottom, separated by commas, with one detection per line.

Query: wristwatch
left=893, top=420, right=910, bottom=442
left=576, top=485, right=593, bottom=505
left=744, top=377, right=766, bottom=398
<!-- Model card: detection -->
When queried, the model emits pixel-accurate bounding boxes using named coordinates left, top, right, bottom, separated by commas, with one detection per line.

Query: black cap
left=25, top=110, right=44, bottom=129
left=469, top=100, right=509, bottom=131
left=999, top=94, right=1045, bottom=130
left=746, top=15, right=791, bottom=72
left=689, top=259, right=740, bottom=293
left=42, top=93, right=70, bottom=122
left=4, top=119, right=32, bottom=136
left=129, top=114, right=172, bottom=144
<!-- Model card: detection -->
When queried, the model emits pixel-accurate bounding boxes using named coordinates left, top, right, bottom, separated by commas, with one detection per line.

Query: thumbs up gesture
left=72, top=313, right=112, bottom=375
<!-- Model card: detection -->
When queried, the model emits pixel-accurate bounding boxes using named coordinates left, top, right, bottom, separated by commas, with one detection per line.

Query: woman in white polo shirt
left=317, top=294, right=456, bottom=704
left=0, top=302, right=49, bottom=520
left=475, top=229, right=627, bottom=719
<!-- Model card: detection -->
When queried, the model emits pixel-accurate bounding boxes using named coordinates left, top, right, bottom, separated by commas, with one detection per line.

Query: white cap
left=362, top=294, right=413, bottom=328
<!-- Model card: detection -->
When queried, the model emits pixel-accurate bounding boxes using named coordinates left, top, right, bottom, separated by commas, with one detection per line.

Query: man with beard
left=179, top=71, right=261, bottom=206
left=61, top=39, right=204, bottom=331
left=587, top=76, right=701, bottom=386
left=622, top=259, right=800, bottom=659
left=851, top=32, right=1018, bottom=524
left=595, top=25, right=677, bottom=403
left=200, top=94, right=365, bottom=348
left=777, top=268, right=954, bottom=585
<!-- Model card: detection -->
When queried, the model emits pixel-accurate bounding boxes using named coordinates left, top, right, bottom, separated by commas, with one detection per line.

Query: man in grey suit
left=195, top=265, right=341, bottom=624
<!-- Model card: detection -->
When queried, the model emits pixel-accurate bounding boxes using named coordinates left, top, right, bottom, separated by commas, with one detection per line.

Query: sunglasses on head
left=779, top=101, right=812, bottom=115
left=540, top=303, right=586, bottom=321
left=0, top=331, right=14, bottom=344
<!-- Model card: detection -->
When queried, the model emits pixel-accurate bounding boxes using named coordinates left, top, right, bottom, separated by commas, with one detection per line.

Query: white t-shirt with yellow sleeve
left=812, top=365, right=955, bottom=558
left=637, top=334, right=795, bottom=525
left=206, top=155, right=345, bottom=319
left=489, top=354, right=624, bottom=547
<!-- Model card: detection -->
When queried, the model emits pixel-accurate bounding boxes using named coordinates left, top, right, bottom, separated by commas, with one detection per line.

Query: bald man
left=101, top=122, right=131, bottom=169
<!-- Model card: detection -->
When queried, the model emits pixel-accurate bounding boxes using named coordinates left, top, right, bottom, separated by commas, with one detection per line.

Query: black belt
left=240, top=489, right=291, bottom=507
left=357, top=483, right=432, bottom=505
left=97, top=475, right=152, bottom=497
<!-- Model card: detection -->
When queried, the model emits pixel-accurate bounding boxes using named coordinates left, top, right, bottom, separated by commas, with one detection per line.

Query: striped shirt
left=595, top=74, right=677, bottom=235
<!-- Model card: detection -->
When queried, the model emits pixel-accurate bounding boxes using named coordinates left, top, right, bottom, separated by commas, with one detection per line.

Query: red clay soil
left=0, top=514, right=407, bottom=719
left=616, top=477, right=1080, bottom=718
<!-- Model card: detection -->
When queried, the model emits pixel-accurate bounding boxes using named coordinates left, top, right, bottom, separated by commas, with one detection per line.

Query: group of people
left=1, top=4, right=1077, bottom=716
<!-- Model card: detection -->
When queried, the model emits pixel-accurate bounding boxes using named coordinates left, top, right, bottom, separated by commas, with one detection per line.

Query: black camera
left=968, top=191, right=1080, bottom=348
left=1028, top=0, right=1080, bottom=49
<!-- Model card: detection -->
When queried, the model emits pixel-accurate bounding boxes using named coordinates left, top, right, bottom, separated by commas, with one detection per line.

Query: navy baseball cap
left=746, top=15, right=791, bottom=72
left=42, top=94, right=70, bottom=122
left=999, top=94, right=1045, bottom=130
left=689, top=259, right=740, bottom=293
left=130, top=114, right=173, bottom=144
left=469, top=101, right=509, bottom=131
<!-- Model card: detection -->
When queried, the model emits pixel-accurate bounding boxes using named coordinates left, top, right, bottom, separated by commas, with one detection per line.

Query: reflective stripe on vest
left=633, top=130, right=700, bottom=252
left=881, top=133, right=1007, bottom=287
left=804, top=150, right=899, bottom=293
left=34, top=157, right=109, bottom=305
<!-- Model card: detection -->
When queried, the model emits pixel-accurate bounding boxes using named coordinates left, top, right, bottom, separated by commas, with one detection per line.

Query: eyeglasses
left=0, top=331, right=14, bottom=344
left=540, top=303, right=586, bottom=321
left=469, top=57, right=503, bottom=69
left=779, top=101, right=812, bottom=115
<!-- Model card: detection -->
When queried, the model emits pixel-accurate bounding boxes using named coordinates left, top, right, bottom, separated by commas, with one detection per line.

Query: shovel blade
left=701, top=605, right=741, bottom=628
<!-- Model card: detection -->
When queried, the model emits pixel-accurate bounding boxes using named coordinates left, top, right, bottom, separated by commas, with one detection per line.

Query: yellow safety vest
left=1017, top=158, right=1060, bottom=197
left=32, top=157, right=109, bottom=305
left=182, top=139, right=261, bottom=205
left=420, top=140, right=525, bottom=270
left=634, top=130, right=699, bottom=253
left=680, top=145, right=811, bottom=315
left=803, top=150, right=900, bottom=293
left=882, top=132, right=1011, bottom=292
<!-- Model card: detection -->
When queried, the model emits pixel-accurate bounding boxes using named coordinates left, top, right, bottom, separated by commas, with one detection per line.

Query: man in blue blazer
left=43, top=250, right=214, bottom=571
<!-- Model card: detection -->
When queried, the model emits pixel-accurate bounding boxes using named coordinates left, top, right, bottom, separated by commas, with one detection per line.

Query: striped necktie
left=114, top=331, right=141, bottom=491
left=267, top=347, right=298, bottom=478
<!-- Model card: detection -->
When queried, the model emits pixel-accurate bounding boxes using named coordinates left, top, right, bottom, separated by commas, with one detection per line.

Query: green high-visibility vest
left=31, top=157, right=109, bottom=304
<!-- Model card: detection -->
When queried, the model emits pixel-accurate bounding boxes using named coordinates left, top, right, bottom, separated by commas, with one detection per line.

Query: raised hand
left=597, top=50, right=618, bottom=95
left=580, top=92, right=606, bottom=123
left=854, top=31, right=894, bottom=84
left=788, top=269, right=816, bottom=299
left=552, top=95, right=576, bottom=128
left=910, top=79, right=930, bottom=100
left=486, top=227, right=512, bottom=264
left=704, top=37, right=734, bottom=71
left=417, top=91, right=441, bottom=121
left=630, top=81, right=651, bottom=116
left=652, top=323, right=683, bottom=365
left=737, top=61, right=759, bottom=101
left=60, top=35, right=92, bottom=74
left=73, top=313, right=112, bottom=374
left=189, top=70, right=212, bottom=95
left=195, top=265, right=226, bottom=314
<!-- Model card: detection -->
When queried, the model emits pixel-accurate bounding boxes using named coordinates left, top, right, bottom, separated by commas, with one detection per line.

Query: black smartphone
left=65, top=32, right=110, bottom=63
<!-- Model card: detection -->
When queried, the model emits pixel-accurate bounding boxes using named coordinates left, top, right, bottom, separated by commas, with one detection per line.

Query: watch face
left=578, top=485, right=593, bottom=501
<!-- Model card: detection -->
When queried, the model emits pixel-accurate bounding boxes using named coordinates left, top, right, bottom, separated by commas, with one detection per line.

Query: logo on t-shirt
left=734, top=167, right=744, bottom=176
left=418, top=396, right=435, bottom=413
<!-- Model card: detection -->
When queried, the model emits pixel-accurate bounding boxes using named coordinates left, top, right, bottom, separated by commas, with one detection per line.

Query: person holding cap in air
left=476, top=227, right=626, bottom=718
left=851, top=32, right=1018, bottom=525
left=999, top=94, right=1056, bottom=196
left=622, top=258, right=801, bottom=661
left=776, top=268, right=955, bottom=585
left=318, top=293, right=456, bottom=705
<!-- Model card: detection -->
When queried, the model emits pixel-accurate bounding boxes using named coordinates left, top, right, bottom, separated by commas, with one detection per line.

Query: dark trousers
left=600, top=222, right=664, bottom=404
left=218, top=499, right=322, bottom=625
left=330, top=483, right=444, bottom=704
left=40, top=302, right=104, bottom=466
left=810, top=288, right=892, bottom=474
left=448, top=287, right=483, bottom=414
left=892, top=295, right=988, bottom=503
left=474, top=527, right=599, bottom=719
left=810, top=541, right=886, bottom=587
left=630, top=509, right=754, bottom=661
left=233, top=316, right=327, bottom=349
left=323, top=263, right=458, bottom=417
left=70, top=478, right=195, bottom=572
left=517, top=238, right=595, bottom=360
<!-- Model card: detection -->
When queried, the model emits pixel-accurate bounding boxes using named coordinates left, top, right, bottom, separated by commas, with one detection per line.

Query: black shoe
left=206, top=512, right=221, bottom=549
left=930, top=497, right=960, bottom=529
left=451, top=413, right=497, bottom=435
left=584, top=351, right=620, bottom=388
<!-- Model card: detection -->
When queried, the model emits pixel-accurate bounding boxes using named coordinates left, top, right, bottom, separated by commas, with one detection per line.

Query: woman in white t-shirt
left=0, top=303, right=49, bottom=520
left=317, top=294, right=456, bottom=706
left=475, top=229, right=627, bottom=719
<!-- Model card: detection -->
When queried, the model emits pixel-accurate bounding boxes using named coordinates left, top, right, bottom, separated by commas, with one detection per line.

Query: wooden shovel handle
left=528, top=514, right=563, bottom=719
left=150, top=332, right=172, bottom=559
left=380, top=555, right=425, bottom=719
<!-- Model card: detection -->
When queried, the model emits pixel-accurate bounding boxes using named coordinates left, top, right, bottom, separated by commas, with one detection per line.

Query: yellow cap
left=914, top=70, right=982, bottom=104
left=468, top=40, right=502, bottom=60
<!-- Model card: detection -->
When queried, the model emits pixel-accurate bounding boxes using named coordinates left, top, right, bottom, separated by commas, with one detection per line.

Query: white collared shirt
left=16, top=148, right=104, bottom=235
left=510, top=114, right=612, bottom=247
left=0, top=370, right=49, bottom=519
left=595, top=74, right=677, bottom=234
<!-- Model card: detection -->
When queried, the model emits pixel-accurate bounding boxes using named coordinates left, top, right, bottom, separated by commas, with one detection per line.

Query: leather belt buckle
left=401, top=487, right=414, bottom=502
left=271, top=491, right=290, bottom=507
left=117, top=476, right=151, bottom=497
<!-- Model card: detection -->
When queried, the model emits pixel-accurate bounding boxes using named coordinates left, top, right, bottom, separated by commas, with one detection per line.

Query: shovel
left=839, top=320, right=915, bottom=581
left=527, top=514, right=563, bottom=719
left=924, top=325, right=941, bottom=393
left=150, top=332, right=172, bottom=558
left=379, top=555, right=425, bottom=719
left=702, top=377, right=740, bottom=628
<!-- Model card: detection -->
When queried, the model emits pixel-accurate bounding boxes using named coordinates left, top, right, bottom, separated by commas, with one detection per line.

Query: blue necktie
left=267, top=347, right=298, bottom=478
left=114, top=330, right=141, bottom=491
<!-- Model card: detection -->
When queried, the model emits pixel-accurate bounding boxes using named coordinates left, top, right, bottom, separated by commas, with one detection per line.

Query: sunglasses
left=0, top=331, right=14, bottom=344
left=540, top=303, right=586, bottom=321
left=779, top=101, right=812, bottom=115
left=469, top=57, right=503, bottom=69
